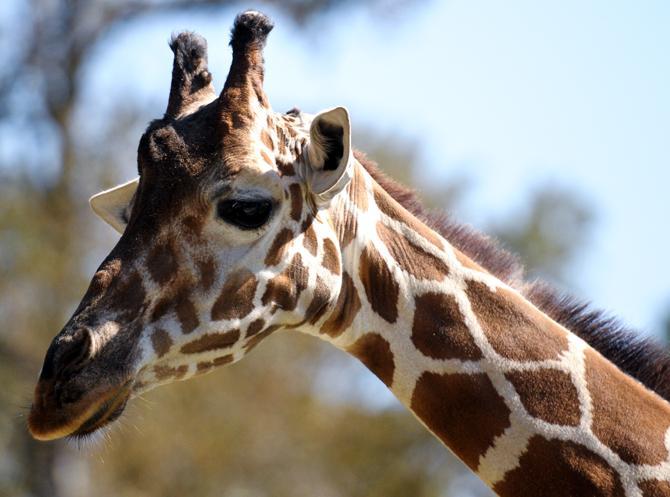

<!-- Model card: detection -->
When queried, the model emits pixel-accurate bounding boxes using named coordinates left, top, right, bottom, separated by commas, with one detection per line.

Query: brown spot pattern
left=412, top=292, right=482, bottom=360
left=175, top=293, right=199, bottom=334
left=377, top=222, right=449, bottom=281
left=146, top=285, right=198, bottom=333
left=466, top=280, right=568, bottom=361
left=147, top=242, right=178, bottom=284
left=110, top=270, right=146, bottom=318
left=255, top=84, right=269, bottom=109
left=154, top=364, right=188, bottom=381
left=506, top=369, right=581, bottom=425
left=373, top=185, right=443, bottom=249
left=347, top=333, right=395, bottom=387
left=265, top=228, right=293, bottom=266
left=86, top=259, right=120, bottom=298
left=493, top=436, right=625, bottom=497
left=276, top=126, right=288, bottom=155
left=211, top=269, right=258, bottom=321
left=150, top=296, right=171, bottom=322
left=276, top=159, right=295, bottom=177
left=244, top=325, right=281, bottom=352
left=639, top=480, right=670, bottom=497
left=301, top=219, right=318, bottom=256
left=196, top=354, right=234, bottom=374
left=320, top=272, right=361, bottom=337
left=196, top=361, right=211, bottom=374
left=289, top=184, right=303, bottom=222
left=321, top=238, right=341, bottom=275
left=260, top=129, right=274, bottom=150
left=411, top=372, right=510, bottom=470
left=180, top=329, right=240, bottom=354
left=586, top=348, right=670, bottom=465
left=285, top=122, right=297, bottom=136
left=182, top=215, right=204, bottom=239
left=305, top=276, right=331, bottom=325
left=261, top=253, right=309, bottom=311
left=150, top=329, right=172, bottom=358
left=212, top=355, right=234, bottom=366
left=348, top=166, right=368, bottom=211
left=359, top=244, right=399, bottom=323
left=333, top=210, right=357, bottom=248
left=198, top=257, right=216, bottom=291
left=246, top=318, right=265, bottom=338
left=260, top=149, right=273, bottom=165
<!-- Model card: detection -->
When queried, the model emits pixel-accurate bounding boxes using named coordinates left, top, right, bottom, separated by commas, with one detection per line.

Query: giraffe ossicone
left=28, top=10, right=670, bottom=496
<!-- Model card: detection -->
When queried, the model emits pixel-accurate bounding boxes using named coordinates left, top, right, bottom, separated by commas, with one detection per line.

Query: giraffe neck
left=318, top=160, right=670, bottom=496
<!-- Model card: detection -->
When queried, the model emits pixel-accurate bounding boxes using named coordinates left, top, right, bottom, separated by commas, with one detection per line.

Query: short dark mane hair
left=355, top=150, right=670, bottom=402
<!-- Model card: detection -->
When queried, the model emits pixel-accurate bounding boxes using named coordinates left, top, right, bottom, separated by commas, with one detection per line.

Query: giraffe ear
left=305, top=107, right=353, bottom=204
left=89, top=177, right=139, bottom=234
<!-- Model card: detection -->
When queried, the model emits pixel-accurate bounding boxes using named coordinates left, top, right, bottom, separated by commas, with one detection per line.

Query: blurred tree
left=353, top=130, right=473, bottom=212
left=0, top=2, right=595, bottom=497
left=493, top=186, right=594, bottom=285
left=662, top=307, right=670, bottom=345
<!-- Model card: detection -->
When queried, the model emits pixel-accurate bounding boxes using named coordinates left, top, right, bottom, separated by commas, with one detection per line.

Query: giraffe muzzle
left=28, top=328, right=134, bottom=441
left=28, top=377, right=133, bottom=441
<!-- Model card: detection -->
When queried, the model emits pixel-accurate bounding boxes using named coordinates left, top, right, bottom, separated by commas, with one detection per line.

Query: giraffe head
left=28, top=11, right=355, bottom=441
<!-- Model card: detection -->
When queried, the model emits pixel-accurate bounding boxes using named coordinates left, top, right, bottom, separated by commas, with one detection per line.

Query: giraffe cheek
left=261, top=253, right=308, bottom=312
left=211, top=269, right=258, bottom=321
left=150, top=328, right=173, bottom=358
left=147, top=241, right=179, bottom=285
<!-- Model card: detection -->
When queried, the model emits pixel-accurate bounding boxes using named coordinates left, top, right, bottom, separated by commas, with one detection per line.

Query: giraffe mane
left=355, top=150, right=670, bottom=403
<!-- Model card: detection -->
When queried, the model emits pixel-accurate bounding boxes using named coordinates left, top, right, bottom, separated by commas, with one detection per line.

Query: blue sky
left=85, top=1, right=670, bottom=337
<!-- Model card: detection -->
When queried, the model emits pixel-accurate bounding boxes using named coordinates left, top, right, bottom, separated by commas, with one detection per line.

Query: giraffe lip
left=68, top=382, right=132, bottom=439
left=28, top=379, right=133, bottom=441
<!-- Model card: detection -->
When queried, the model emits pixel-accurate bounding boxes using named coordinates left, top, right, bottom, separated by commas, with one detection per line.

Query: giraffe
left=27, top=10, right=670, bottom=496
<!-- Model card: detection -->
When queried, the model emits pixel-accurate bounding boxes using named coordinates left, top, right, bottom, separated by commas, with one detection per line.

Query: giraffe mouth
left=68, top=383, right=132, bottom=439
left=28, top=380, right=133, bottom=441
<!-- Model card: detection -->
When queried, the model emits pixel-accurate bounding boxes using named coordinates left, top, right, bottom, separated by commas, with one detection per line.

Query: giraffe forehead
left=138, top=104, right=222, bottom=176
left=138, top=98, right=309, bottom=188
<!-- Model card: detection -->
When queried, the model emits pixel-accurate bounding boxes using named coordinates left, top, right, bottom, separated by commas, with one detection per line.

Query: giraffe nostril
left=55, top=328, right=93, bottom=377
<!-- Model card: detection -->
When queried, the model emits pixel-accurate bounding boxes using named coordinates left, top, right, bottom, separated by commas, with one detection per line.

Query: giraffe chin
left=28, top=380, right=132, bottom=441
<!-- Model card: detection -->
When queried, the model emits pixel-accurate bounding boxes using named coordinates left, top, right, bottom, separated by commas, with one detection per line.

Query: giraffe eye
left=217, top=199, right=273, bottom=230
